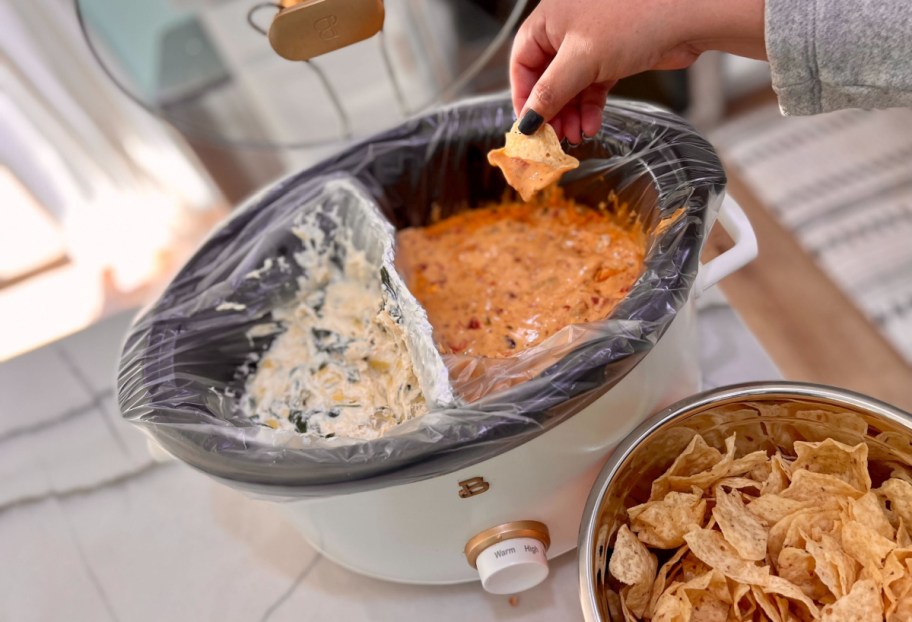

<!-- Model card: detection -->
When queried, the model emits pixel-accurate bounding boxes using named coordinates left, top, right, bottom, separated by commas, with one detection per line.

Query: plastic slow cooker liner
left=117, top=96, right=726, bottom=496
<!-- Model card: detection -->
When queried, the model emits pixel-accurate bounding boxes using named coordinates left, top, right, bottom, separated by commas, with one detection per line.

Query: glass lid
left=76, top=0, right=529, bottom=148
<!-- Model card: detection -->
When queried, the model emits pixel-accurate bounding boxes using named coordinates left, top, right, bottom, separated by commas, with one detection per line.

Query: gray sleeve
left=765, top=0, right=912, bottom=115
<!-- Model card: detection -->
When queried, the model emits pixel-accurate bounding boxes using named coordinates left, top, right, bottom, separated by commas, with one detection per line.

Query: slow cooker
left=118, top=96, right=757, bottom=594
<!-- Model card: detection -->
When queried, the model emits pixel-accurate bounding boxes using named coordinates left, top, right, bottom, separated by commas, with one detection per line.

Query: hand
left=510, top=0, right=767, bottom=143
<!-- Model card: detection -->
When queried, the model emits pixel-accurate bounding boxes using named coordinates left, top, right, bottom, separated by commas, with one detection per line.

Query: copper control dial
left=464, top=521, right=552, bottom=594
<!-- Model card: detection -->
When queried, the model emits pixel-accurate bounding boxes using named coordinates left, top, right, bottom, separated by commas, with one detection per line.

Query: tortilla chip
left=609, top=525, right=658, bottom=617
left=687, top=590, right=729, bottom=622
left=650, top=572, right=733, bottom=622
left=648, top=545, right=690, bottom=617
left=729, top=578, right=752, bottom=603
left=763, top=574, right=821, bottom=619
left=694, top=569, right=732, bottom=603
left=804, top=531, right=859, bottom=599
left=841, top=519, right=897, bottom=570
left=779, top=469, right=865, bottom=505
left=888, top=589, right=912, bottom=622
left=651, top=582, right=689, bottom=622
left=750, top=585, right=784, bottom=621
left=680, top=551, right=711, bottom=582
left=652, top=436, right=768, bottom=501
left=732, top=583, right=756, bottom=619
left=677, top=568, right=725, bottom=594
left=898, top=519, right=912, bottom=548
left=792, top=438, right=872, bottom=492
left=777, top=546, right=831, bottom=601
left=712, top=484, right=768, bottom=561
left=656, top=435, right=724, bottom=478
left=683, top=528, right=769, bottom=585
left=762, top=453, right=793, bottom=496
left=729, top=450, right=771, bottom=477
left=604, top=589, right=623, bottom=622
left=820, top=578, right=882, bottom=621
left=768, top=508, right=840, bottom=561
left=857, top=564, right=884, bottom=591
left=883, top=549, right=912, bottom=601
left=748, top=464, right=773, bottom=487
left=748, top=494, right=807, bottom=525
left=629, top=491, right=707, bottom=548
left=716, top=476, right=763, bottom=493
left=679, top=570, right=732, bottom=622
left=788, top=509, right=842, bottom=549
left=879, top=478, right=912, bottom=529
left=619, top=586, right=642, bottom=622
left=888, top=464, right=912, bottom=486
left=849, top=491, right=895, bottom=540
left=487, top=121, right=579, bottom=201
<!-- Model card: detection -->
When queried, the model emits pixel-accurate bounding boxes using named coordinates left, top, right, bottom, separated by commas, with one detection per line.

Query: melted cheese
left=396, top=193, right=645, bottom=358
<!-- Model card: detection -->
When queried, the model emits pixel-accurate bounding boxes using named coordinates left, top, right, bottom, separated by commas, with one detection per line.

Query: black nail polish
left=518, top=109, right=544, bottom=135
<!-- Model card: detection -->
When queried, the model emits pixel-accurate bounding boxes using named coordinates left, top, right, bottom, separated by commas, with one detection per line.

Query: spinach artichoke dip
left=239, top=223, right=427, bottom=441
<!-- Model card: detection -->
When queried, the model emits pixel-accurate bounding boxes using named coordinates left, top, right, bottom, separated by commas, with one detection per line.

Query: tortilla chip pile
left=487, top=120, right=579, bottom=201
left=606, top=433, right=912, bottom=621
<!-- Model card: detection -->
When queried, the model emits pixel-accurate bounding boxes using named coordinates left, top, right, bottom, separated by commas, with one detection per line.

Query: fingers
left=552, top=81, right=613, bottom=144
left=580, top=81, right=613, bottom=137
left=510, top=13, right=555, bottom=118
left=510, top=8, right=608, bottom=141
left=561, top=100, right=582, bottom=144
left=519, top=41, right=595, bottom=133
left=512, top=62, right=540, bottom=121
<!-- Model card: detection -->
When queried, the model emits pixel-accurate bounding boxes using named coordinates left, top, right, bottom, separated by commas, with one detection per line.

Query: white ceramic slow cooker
left=122, top=97, right=756, bottom=596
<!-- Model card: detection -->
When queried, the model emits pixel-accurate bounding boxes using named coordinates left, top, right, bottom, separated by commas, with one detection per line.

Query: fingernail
left=518, top=109, right=544, bottom=135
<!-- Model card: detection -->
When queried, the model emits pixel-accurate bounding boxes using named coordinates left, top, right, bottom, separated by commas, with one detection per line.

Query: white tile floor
left=0, top=343, right=92, bottom=436
left=55, top=311, right=136, bottom=395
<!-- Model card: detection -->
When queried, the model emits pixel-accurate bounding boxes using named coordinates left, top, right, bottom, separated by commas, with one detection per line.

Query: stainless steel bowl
left=577, top=381, right=912, bottom=621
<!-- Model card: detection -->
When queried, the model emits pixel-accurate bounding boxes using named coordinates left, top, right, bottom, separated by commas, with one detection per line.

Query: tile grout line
left=55, top=347, right=132, bottom=460
left=0, top=460, right=165, bottom=518
left=56, top=496, right=122, bottom=622
left=0, top=391, right=111, bottom=446
left=260, top=554, right=324, bottom=622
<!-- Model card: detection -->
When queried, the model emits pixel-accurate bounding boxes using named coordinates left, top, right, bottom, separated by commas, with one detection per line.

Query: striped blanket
left=710, top=105, right=912, bottom=364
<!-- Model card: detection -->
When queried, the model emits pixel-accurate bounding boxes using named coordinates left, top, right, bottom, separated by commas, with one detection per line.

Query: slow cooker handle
left=695, top=195, right=758, bottom=296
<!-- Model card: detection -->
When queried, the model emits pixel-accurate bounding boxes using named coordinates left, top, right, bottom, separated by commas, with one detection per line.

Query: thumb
left=519, top=43, right=595, bottom=134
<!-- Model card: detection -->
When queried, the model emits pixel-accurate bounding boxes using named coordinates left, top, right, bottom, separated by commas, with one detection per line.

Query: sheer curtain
left=0, top=0, right=224, bottom=293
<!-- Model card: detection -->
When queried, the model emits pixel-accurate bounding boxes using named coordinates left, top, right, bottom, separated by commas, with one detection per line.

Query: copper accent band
left=464, top=520, right=551, bottom=569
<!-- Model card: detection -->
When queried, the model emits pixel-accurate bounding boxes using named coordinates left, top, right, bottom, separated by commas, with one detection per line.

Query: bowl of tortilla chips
left=579, top=381, right=912, bottom=621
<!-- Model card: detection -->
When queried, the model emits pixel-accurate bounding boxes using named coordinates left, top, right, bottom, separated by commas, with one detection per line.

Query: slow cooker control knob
left=464, top=520, right=551, bottom=594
